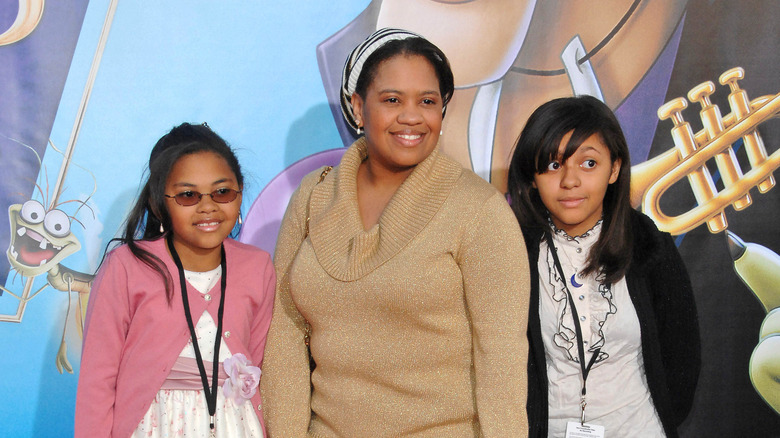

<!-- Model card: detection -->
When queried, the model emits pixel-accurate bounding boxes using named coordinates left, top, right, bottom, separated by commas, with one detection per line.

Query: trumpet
left=630, top=67, right=780, bottom=235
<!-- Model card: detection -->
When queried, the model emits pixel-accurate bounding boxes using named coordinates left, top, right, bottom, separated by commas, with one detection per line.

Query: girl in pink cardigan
left=75, top=123, right=274, bottom=437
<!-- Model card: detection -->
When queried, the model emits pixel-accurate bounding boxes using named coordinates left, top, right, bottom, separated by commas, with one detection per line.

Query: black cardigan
left=525, top=210, right=701, bottom=437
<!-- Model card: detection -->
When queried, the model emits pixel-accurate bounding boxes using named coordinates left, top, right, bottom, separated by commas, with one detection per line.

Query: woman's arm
left=457, top=191, right=531, bottom=437
left=260, top=171, right=323, bottom=437
left=74, top=251, right=131, bottom=437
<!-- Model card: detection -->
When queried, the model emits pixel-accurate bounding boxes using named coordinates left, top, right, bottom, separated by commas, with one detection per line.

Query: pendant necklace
left=553, top=232, right=584, bottom=289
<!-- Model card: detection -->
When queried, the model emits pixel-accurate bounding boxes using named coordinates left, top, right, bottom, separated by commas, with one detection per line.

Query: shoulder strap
left=304, top=166, right=332, bottom=238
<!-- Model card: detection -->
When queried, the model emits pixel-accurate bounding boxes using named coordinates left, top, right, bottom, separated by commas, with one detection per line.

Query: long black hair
left=117, top=122, right=243, bottom=301
left=507, top=95, right=633, bottom=283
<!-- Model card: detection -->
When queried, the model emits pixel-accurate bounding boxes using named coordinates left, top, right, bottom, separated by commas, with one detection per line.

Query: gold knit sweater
left=261, top=138, right=530, bottom=437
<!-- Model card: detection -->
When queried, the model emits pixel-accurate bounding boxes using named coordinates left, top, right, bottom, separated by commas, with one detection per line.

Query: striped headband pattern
left=340, top=28, right=424, bottom=132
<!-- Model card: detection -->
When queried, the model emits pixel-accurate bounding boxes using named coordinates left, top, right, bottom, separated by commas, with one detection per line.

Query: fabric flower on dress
left=222, top=353, right=261, bottom=404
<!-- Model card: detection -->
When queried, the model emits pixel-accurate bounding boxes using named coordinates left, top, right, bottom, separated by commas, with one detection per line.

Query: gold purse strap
left=302, top=166, right=332, bottom=348
left=304, top=166, right=332, bottom=238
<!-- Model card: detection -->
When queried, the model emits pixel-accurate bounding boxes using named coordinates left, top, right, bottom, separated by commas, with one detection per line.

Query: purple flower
left=223, top=353, right=261, bottom=404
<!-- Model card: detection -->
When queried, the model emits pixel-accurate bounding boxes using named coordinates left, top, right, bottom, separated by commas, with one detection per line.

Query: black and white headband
left=340, top=28, right=424, bottom=132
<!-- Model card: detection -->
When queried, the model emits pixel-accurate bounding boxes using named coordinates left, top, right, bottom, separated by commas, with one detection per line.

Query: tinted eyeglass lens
left=211, top=188, right=238, bottom=203
left=175, top=192, right=201, bottom=206
left=170, top=189, right=239, bottom=206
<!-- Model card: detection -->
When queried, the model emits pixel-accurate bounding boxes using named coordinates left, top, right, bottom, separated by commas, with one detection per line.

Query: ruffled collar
left=548, top=217, right=603, bottom=243
left=307, top=137, right=462, bottom=281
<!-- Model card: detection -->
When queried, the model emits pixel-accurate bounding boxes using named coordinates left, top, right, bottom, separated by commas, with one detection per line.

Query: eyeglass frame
left=164, top=188, right=242, bottom=206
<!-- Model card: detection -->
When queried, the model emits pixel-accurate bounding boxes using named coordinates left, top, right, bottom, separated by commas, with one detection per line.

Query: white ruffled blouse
left=539, top=222, right=665, bottom=437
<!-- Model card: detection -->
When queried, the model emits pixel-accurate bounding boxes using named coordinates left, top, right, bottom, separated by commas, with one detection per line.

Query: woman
left=507, top=96, right=700, bottom=437
left=261, top=29, right=530, bottom=437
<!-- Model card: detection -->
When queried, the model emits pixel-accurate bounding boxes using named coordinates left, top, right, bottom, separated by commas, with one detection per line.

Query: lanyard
left=167, top=233, right=226, bottom=435
left=545, top=232, right=601, bottom=424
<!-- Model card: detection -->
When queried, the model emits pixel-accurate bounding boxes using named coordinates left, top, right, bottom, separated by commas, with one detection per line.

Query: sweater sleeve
left=74, top=250, right=131, bottom=437
left=457, top=191, right=531, bottom=437
left=260, top=172, right=321, bottom=437
left=652, top=231, right=701, bottom=427
left=250, top=251, right=276, bottom=368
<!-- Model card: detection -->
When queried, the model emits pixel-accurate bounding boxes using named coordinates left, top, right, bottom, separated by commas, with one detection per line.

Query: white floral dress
left=132, top=267, right=264, bottom=437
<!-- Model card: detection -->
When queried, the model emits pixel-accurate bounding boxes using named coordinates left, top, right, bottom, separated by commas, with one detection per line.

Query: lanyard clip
left=580, top=395, right=587, bottom=425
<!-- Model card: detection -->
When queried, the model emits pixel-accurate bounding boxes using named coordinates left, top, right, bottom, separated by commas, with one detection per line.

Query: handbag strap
left=302, top=165, right=332, bottom=347
left=304, top=166, right=332, bottom=238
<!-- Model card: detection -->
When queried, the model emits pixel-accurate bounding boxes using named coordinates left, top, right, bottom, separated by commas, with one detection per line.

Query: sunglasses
left=165, top=188, right=241, bottom=206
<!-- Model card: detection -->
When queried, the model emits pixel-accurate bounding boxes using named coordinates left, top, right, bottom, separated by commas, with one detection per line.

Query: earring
left=238, top=213, right=243, bottom=225
left=159, top=223, right=164, bottom=233
left=440, top=129, right=443, bottom=136
left=356, top=127, right=363, bottom=135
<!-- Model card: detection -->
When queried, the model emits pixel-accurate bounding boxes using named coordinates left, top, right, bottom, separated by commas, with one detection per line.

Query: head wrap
left=340, top=28, right=424, bottom=132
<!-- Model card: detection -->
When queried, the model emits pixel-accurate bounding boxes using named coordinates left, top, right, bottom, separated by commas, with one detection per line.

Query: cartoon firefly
left=1, top=138, right=95, bottom=374
left=1, top=0, right=117, bottom=375
left=8, top=200, right=81, bottom=277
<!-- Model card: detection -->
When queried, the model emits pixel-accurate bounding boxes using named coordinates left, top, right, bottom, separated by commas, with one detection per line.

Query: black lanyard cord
left=166, top=233, right=226, bottom=432
left=544, top=232, right=600, bottom=397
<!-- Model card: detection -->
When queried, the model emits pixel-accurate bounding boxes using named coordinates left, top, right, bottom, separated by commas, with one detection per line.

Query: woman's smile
left=350, top=54, right=443, bottom=174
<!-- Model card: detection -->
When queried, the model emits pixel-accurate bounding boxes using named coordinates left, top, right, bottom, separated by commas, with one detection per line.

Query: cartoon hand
left=55, top=338, right=73, bottom=374
left=728, top=231, right=780, bottom=413
left=750, top=308, right=780, bottom=413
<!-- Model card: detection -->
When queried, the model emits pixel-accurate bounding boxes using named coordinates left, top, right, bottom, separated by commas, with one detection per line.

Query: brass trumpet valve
left=689, top=81, right=751, bottom=210
left=720, top=67, right=775, bottom=193
left=658, top=97, right=727, bottom=233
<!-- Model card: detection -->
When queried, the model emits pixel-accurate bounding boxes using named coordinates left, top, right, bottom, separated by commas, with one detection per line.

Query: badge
left=565, top=421, right=605, bottom=438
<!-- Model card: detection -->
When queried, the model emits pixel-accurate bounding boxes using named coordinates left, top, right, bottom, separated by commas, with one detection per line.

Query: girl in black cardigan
left=508, top=96, right=700, bottom=437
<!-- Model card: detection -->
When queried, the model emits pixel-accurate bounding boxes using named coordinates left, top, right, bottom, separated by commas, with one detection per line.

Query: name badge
left=565, top=421, right=605, bottom=438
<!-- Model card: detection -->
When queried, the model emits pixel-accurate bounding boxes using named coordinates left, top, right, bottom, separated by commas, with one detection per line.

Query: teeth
left=39, top=259, right=48, bottom=266
left=54, top=245, right=62, bottom=250
left=39, top=238, right=49, bottom=250
left=398, top=134, right=420, bottom=140
left=10, top=246, right=18, bottom=259
left=17, top=227, right=26, bottom=236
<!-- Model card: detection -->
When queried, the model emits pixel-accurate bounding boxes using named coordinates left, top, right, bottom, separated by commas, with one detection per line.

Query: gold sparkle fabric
left=261, top=138, right=530, bottom=437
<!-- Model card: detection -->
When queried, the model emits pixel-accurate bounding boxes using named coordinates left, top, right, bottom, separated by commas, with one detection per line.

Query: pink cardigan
left=75, top=238, right=275, bottom=438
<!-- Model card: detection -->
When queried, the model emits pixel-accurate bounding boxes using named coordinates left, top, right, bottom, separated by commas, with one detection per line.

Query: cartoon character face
left=376, top=0, right=535, bottom=87
left=7, top=200, right=81, bottom=277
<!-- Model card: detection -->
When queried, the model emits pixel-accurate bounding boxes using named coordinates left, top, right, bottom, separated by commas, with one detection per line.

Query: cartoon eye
left=20, top=200, right=45, bottom=224
left=44, top=209, right=71, bottom=238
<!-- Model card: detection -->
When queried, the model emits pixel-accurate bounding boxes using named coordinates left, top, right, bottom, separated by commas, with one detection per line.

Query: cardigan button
left=576, top=247, right=582, bottom=254
left=204, top=294, right=212, bottom=301
left=257, top=404, right=262, bottom=411
left=224, top=331, right=231, bottom=338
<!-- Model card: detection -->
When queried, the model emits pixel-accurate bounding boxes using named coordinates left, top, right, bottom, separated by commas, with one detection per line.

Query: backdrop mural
left=0, top=0, right=778, bottom=436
